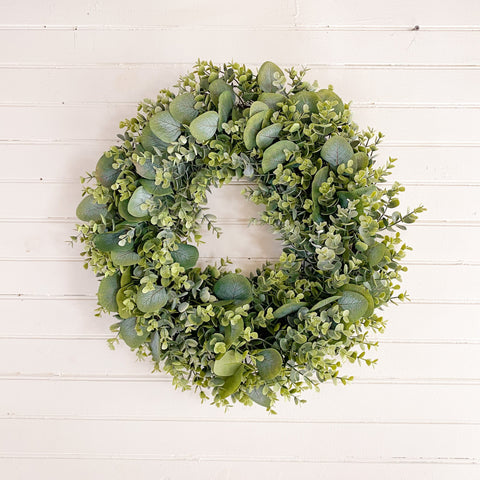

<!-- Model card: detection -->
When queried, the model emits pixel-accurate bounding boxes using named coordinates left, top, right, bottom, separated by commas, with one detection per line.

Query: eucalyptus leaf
left=133, top=156, right=161, bottom=180
left=257, top=61, right=283, bottom=93
left=317, top=88, right=344, bottom=114
left=95, top=154, right=120, bottom=187
left=213, top=273, right=252, bottom=305
left=97, top=273, right=121, bottom=312
left=93, top=230, right=130, bottom=252
left=111, top=249, right=141, bottom=267
left=256, top=349, right=283, bottom=380
left=367, top=243, right=388, bottom=267
left=338, top=290, right=369, bottom=321
left=119, top=317, right=149, bottom=349
left=249, top=101, right=269, bottom=117
left=139, top=124, right=169, bottom=152
left=150, top=330, right=161, bottom=362
left=262, top=140, right=299, bottom=173
left=256, top=123, right=282, bottom=150
left=118, top=199, right=149, bottom=223
left=76, top=195, right=110, bottom=223
left=139, top=179, right=173, bottom=196
left=341, top=284, right=375, bottom=317
left=213, top=350, right=243, bottom=377
left=189, top=111, right=219, bottom=142
left=321, top=136, right=354, bottom=167
left=169, top=92, right=198, bottom=125
left=149, top=111, right=181, bottom=143
left=209, top=78, right=234, bottom=106
left=224, top=318, right=244, bottom=347
left=218, top=89, right=234, bottom=131
left=128, top=186, right=153, bottom=217
left=291, top=91, right=319, bottom=114
left=171, top=243, right=199, bottom=269
left=310, top=295, right=341, bottom=312
left=273, top=301, right=307, bottom=319
left=248, top=387, right=272, bottom=408
left=243, top=110, right=267, bottom=150
left=116, top=286, right=133, bottom=320
left=218, top=365, right=244, bottom=398
left=258, top=92, right=285, bottom=109
left=137, top=285, right=168, bottom=313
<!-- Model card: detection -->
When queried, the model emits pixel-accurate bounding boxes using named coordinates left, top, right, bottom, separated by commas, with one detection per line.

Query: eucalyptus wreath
left=74, top=60, right=424, bottom=411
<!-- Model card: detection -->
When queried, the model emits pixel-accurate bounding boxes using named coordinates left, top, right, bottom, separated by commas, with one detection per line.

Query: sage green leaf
left=139, top=124, right=169, bottom=152
left=273, top=301, right=308, bottom=319
left=352, top=152, right=369, bottom=171
left=338, top=290, right=369, bottom=321
left=257, top=61, right=283, bottom=93
left=249, top=101, right=269, bottom=117
left=171, top=243, right=199, bottom=269
left=262, top=140, right=299, bottom=173
left=291, top=91, right=319, bottom=114
left=209, top=78, right=234, bottom=106
left=248, top=387, right=271, bottom=408
left=95, top=154, right=120, bottom=188
left=121, top=267, right=132, bottom=287
left=133, top=157, right=160, bottom=180
left=137, top=285, right=168, bottom=313
left=97, top=273, right=121, bottom=312
left=321, top=136, right=354, bottom=167
left=311, top=166, right=329, bottom=205
left=243, top=110, right=266, bottom=150
left=169, top=92, right=198, bottom=125
left=189, top=111, right=219, bottom=142
left=256, top=123, right=282, bottom=150
left=341, top=284, right=375, bottom=317
left=118, top=199, right=149, bottom=223
left=116, top=286, right=133, bottom=319
left=310, top=295, right=341, bottom=312
left=150, top=330, right=161, bottom=363
left=119, top=317, right=149, bottom=349
left=213, top=273, right=252, bottom=305
left=139, top=179, right=172, bottom=196
left=258, top=92, right=285, bottom=109
left=93, top=230, right=130, bottom=252
left=149, top=111, right=181, bottom=143
left=128, top=186, right=153, bottom=217
left=317, top=88, right=344, bottom=114
left=213, top=349, right=243, bottom=377
left=367, top=243, right=388, bottom=267
left=218, top=365, right=244, bottom=398
left=76, top=195, right=109, bottom=223
left=256, top=348, right=283, bottom=380
left=111, top=249, right=140, bottom=267
left=217, top=89, right=234, bottom=131
left=224, top=318, right=244, bottom=347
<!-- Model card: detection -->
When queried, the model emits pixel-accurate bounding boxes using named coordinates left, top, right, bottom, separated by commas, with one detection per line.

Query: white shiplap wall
left=0, top=1, right=479, bottom=478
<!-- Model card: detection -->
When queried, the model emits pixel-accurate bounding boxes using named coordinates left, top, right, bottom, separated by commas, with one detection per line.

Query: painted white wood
left=0, top=1, right=479, bottom=478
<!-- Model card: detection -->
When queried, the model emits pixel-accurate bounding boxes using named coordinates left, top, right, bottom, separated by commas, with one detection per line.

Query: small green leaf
left=169, top=92, right=198, bottom=125
left=248, top=387, right=272, bottom=408
left=95, top=154, right=120, bottom=188
left=218, top=365, right=244, bottom=398
left=321, top=136, right=354, bottom=167
left=262, top=140, right=299, bottom=173
left=213, top=273, right=252, bottom=305
left=189, top=111, right=219, bottom=142
left=111, top=249, right=140, bottom=267
left=217, top=89, right=234, bottom=131
left=76, top=195, right=110, bottom=223
left=97, top=273, right=121, bottom=312
left=213, top=350, right=243, bottom=377
left=149, top=111, right=181, bottom=143
left=317, top=88, right=344, bottom=114
left=338, top=290, right=369, bottom=321
left=209, top=79, right=234, bottom=106
left=139, top=124, right=169, bottom=152
left=257, top=61, right=283, bottom=93
left=119, top=317, right=149, bottom=349
left=256, top=123, right=282, bottom=150
left=290, top=91, right=319, bottom=114
left=310, top=295, right=341, bottom=312
left=258, top=92, right=285, bottom=109
left=150, top=330, right=161, bottom=362
left=137, top=285, right=168, bottom=313
left=273, top=301, right=307, bottom=319
left=243, top=110, right=267, bottom=150
left=128, top=186, right=153, bottom=217
left=139, top=179, right=172, bottom=196
left=171, top=243, right=199, bottom=269
left=256, top=349, right=283, bottom=380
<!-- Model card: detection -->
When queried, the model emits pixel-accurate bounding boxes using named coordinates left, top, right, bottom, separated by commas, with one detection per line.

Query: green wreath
left=74, top=60, right=424, bottom=410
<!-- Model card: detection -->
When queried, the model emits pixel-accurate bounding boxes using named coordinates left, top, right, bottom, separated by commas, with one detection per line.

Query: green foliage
left=74, top=60, right=425, bottom=411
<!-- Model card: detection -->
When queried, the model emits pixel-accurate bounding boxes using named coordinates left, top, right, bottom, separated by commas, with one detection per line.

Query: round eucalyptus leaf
left=311, top=166, right=330, bottom=206
left=256, top=123, right=283, bottom=150
left=317, top=89, right=344, bottom=114
left=273, top=301, right=308, bottom=319
left=258, top=92, right=285, bottom=109
left=213, top=349, right=243, bottom=377
left=149, top=111, right=181, bottom=143
left=310, top=295, right=341, bottom=312
left=139, top=179, right=172, bottom=196
left=209, top=78, right=234, bottom=106
left=139, top=124, right=169, bottom=153
left=171, top=243, right=199, bottom=269
left=76, top=195, right=110, bottom=223
left=367, top=243, right=388, bottom=267
left=256, top=348, right=283, bottom=380
left=341, top=284, right=375, bottom=317
left=218, top=364, right=244, bottom=399
left=291, top=91, right=319, bottom=114
left=95, top=154, right=120, bottom=187
left=118, top=199, right=149, bottom=223
left=321, top=136, right=354, bottom=168
left=121, top=267, right=132, bottom=287
left=189, top=111, right=219, bottom=143
left=97, top=273, right=121, bottom=312
left=213, top=273, right=252, bottom=305
left=243, top=110, right=267, bottom=150
left=116, top=286, right=133, bottom=319
left=249, top=101, right=269, bottom=117
left=262, top=140, right=299, bottom=173
left=257, top=61, right=283, bottom=93
left=224, top=318, right=244, bottom=347
left=352, top=152, right=369, bottom=171
left=119, top=317, right=149, bottom=349
left=338, top=290, right=369, bottom=321
left=137, top=285, right=168, bottom=313
left=132, top=157, right=161, bottom=180
left=93, top=230, right=130, bottom=252
left=169, top=92, right=199, bottom=125
left=150, top=330, right=161, bottom=363
left=217, top=89, right=234, bottom=131
left=127, top=186, right=153, bottom=218
left=248, top=387, right=272, bottom=408
left=111, top=249, right=141, bottom=267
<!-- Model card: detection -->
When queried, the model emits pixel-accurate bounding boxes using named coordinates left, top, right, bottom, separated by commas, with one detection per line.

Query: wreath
left=74, top=60, right=424, bottom=411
